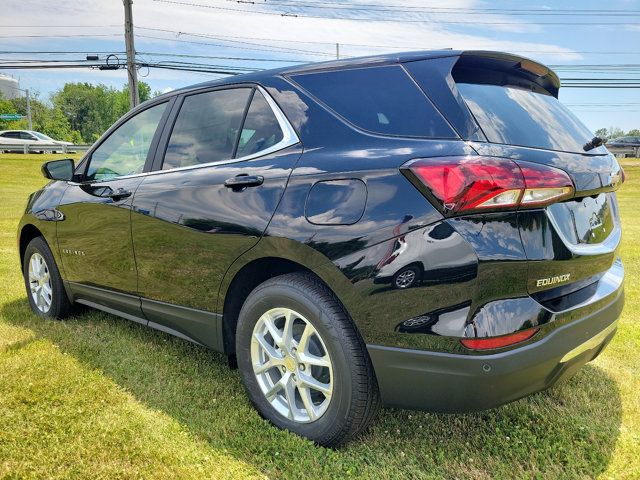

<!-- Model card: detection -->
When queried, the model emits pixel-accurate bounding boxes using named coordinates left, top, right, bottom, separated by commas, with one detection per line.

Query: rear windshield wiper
left=584, top=136, right=605, bottom=152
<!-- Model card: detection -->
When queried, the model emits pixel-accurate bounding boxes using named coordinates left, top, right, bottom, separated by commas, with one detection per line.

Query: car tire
left=236, top=272, right=380, bottom=447
left=22, top=236, right=72, bottom=319
left=392, top=265, right=420, bottom=289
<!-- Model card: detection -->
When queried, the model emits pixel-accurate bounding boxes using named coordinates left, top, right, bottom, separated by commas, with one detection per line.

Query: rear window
left=236, top=90, right=284, bottom=158
left=457, top=82, right=594, bottom=153
left=290, top=65, right=456, bottom=138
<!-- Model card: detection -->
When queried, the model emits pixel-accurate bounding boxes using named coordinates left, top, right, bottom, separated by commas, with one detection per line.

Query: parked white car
left=0, top=130, right=74, bottom=153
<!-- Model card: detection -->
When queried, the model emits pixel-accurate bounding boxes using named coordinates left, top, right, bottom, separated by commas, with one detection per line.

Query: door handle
left=104, top=188, right=132, bottom=200
left=224, top=174, right=264, bottom=190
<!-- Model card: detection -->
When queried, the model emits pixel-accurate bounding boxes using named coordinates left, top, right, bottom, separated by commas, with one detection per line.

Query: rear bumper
left=368, top=282, right=624, bottom=412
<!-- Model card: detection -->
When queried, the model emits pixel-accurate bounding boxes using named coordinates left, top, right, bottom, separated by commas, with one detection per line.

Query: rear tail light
left=402, top=156, right=574, bottom=216
left=460, top=327, right=540, bottom=350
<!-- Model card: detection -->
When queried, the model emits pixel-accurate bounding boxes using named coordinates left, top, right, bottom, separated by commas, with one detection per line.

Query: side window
left=20, top=132, right=35, bottom=140
left=162, top=88, right=252, bottom=170
left=86, top=102, right=167, bottom=182
left=290, top=65, right=457, bottom=138
left=236, top=90, right=284, bottom=158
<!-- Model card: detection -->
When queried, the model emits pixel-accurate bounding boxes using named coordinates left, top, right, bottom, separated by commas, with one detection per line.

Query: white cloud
left=2, top=0, right=582, bottom=64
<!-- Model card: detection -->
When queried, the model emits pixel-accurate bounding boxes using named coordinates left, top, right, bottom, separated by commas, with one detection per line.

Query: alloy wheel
left=250, top=307, right=333, bottom=423
left=28, top=252, right=52, bottom=313
left=395, top=269, right=416, bottom=288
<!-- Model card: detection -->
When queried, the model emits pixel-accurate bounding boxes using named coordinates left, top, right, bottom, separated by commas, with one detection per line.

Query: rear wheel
left=22, top=236, right=71, bottom=319
left=393, top=265, right=420, bottom=289
left=236, top=272, right=380, bottom=447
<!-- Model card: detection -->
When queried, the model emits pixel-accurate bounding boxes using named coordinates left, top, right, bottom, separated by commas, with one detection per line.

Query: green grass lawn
left=1, top=154, right=638, bottom=479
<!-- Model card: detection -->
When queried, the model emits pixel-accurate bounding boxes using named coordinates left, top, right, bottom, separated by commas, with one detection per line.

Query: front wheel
left=23, top=236, right=72, bottom=319
left=236, top=272, right=380, bottom=447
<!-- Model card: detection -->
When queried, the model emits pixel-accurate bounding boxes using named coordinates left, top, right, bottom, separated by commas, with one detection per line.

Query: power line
left=3, top=59, right=640, bottom=88
left=256, top=0, right=640, bottom=15
left=561, top=85, right=640, bottom=88
left=141, top=63, right=238, bottom=75
left=151, top=0, right=640, bottom=25
left=560, top=78, right=640, bottom=81
left=229, top=0, right=640, bottom=16
left=138, top=51, right=307, bottom=62
left=136, top=33, right=331, bottom=57
left=0, top=51, right=126, bottom=55
left=136, top=31, right=640, bottom=57
left=0, top=58, right=110, bottom=63
left=566, top=103, right=640, bottom=106
left=0, top=34, right=122, bottom=39
left=136, top=27, right=333, bottom=56
left=0, top=63, right=112, bottom=69
left=0, top=57, right=256, bottom=75
left=145, top=59, right=258, bottom=71
left=0, top=24, right=122, bottom=28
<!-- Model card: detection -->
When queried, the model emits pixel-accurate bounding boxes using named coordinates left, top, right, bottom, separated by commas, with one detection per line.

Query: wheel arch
left=218, top=240, right=360, bottom=356
left=19, top=223, right=45, bottom=265
left=399, top=261, right=425, bottom=276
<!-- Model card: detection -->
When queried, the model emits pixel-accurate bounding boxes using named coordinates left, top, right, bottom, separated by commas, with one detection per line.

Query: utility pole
left=123, top=0, right=139, bottom=109
left=336, top=43, right=340, bottom=60
left=25, top=88, right=32, bottom=130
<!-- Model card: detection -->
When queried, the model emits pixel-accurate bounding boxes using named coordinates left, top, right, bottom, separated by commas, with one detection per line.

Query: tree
left=2, top=82, right=154, bottom=143
left=50, top=81, right=152, bottom=143
left=595, top=128, right=608, bottom=138
left=0, top=91, right=81, bottom=142
left=594, top=127, right=627, bottom=140
left=609, top=127, right=625, bottom=139
left=0, top=93, right=17, bottom=131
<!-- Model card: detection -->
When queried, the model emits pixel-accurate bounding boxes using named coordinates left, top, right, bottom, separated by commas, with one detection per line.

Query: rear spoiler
left=454, top=51, right=561, bottom=98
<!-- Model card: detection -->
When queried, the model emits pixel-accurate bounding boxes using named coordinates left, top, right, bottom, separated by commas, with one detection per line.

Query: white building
left=0, top=74, right=20, bottom=100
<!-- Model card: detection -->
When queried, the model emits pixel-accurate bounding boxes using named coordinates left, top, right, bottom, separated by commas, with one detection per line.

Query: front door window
left=85, top=103, right=167, bottom=182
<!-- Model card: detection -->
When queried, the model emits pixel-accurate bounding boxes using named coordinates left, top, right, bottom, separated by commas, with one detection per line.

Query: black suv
left=18, top=51, right=624, bottom=447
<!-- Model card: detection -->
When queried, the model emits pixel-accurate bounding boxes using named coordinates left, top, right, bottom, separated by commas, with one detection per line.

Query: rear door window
left=456, top=82, right=595, bottom=153
left=290, top=65, right=456, bottom=138
left=163, top=88, right=252, bottom=170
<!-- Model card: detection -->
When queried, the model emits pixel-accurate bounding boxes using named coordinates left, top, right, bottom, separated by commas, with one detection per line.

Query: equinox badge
left=536, top=274, right=571, bottom=287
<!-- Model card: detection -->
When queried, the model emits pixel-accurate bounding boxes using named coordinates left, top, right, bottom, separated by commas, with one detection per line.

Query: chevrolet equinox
left=18, top=51, right=625, bottom=447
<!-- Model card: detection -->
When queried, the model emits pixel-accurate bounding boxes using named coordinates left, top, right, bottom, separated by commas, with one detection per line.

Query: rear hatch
left=408, top=52, right=624, bottom=298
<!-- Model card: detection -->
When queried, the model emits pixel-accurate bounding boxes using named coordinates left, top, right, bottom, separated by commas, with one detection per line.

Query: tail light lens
left=402, top=156, right=574, bottom=216
left=460, top=327, right=539, bottom=350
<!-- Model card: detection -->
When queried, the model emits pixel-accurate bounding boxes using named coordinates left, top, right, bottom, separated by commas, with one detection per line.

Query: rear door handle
left=224, top=174, right=264, bottom=190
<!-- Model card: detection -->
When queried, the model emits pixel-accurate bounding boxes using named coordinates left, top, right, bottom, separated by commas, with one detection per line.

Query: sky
left=1, top=0, right=639, bottom=132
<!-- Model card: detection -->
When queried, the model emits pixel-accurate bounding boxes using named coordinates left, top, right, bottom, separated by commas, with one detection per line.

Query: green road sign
left=0, top=113, right=24, bottom=121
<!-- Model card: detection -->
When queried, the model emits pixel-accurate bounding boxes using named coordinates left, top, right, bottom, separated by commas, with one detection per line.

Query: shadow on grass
left=2, top=297, right=623, bottom=479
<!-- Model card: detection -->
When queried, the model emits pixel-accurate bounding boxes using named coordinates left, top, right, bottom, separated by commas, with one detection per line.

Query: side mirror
left=41, top=159, right=75, bottom=181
